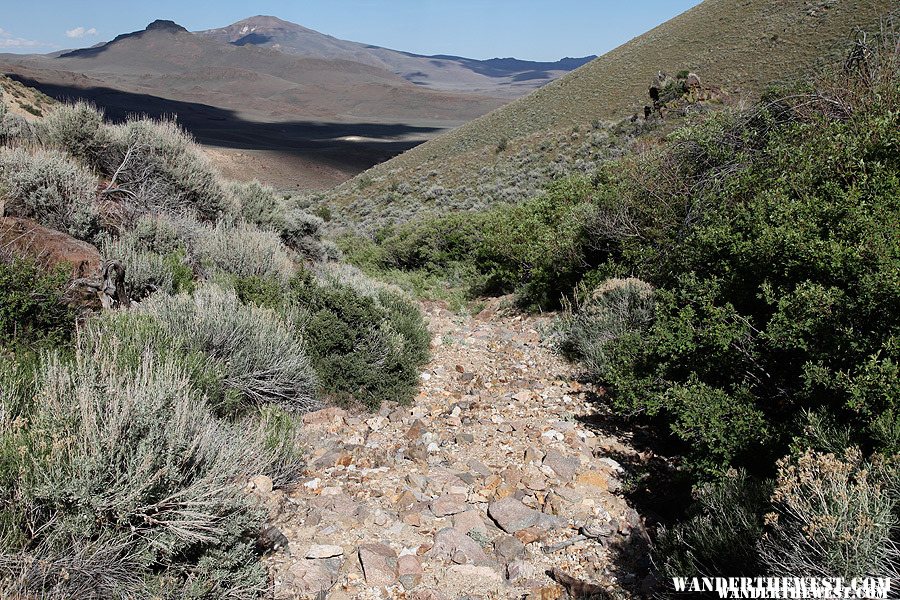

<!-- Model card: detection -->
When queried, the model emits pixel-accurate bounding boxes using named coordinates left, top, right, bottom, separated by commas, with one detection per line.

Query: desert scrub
left=0, top=147, right=100, bottom=239
left=760, top=449, right=900, bottom=578
left=551, top=278, right=655, bottom=380
left=228, top=180, right=326, bottom=261
left=88, top=283, right=318, bottom=414
left=350, top=175, right=597, bottom=309
left=288, top=265, right=429, bottom=410
left=194, top=220, right=296, bottom=282
left=103, top=118, right=227, bottom=222
left=0, top=342, right=298, bottom=599
left=41, top=101, right=109, bottom=168
left=654, top=471, right=772, bottom=580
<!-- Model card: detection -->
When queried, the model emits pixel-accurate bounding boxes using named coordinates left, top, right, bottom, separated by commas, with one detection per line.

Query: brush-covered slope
left=199, top=16, right=595, bottom=97
left=327, top=0, right=893, bottom=223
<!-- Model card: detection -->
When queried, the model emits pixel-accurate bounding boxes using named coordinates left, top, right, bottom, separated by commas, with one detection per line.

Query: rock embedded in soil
left=358, top=543, right=399, bottom=586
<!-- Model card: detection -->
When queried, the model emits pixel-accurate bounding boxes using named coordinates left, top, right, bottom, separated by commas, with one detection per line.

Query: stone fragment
left=358, top=543, right=398, bottom=587
left=493, top=534, right=525, bottom=561
left=488, top=497, right=542, bottom=533
left=0, top=216, right=100, bottom=279
left=305, top=544, right=344, bottom=559
left=542, top=449, right=579, bottom=482
left=428, top=527, right=492, bottom=566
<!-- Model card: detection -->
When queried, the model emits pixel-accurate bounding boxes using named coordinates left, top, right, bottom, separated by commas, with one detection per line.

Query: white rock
left=366, top=416, right=387, bottom=431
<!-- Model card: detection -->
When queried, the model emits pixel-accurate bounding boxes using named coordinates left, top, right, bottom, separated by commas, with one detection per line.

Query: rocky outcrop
left=0, top=216, right=127, bottom=310
left=261, top=300, right=647, bottom=598
left=0, top=216, right=100, bottom=278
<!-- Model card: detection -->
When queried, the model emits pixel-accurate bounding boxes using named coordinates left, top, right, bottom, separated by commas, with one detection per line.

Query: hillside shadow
left=6, top=75, right=441, bottom=172
left=573, top=388, right=694, bottom=597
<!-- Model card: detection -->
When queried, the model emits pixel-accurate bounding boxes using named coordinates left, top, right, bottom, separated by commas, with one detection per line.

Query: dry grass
left=326, top=0, right=894, bottom=228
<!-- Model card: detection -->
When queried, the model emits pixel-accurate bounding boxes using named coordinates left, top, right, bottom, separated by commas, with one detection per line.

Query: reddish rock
left=358, top=543, right=398, bottom=587
left=398, top=554, right=423, bottom=589
left=428, top=527, right=493, bottom=566
left=0, top=216, right=100, bottom=278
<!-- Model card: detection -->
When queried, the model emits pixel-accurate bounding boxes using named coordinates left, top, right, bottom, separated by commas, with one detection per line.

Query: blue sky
left=1, top=1, right=701, bottom=62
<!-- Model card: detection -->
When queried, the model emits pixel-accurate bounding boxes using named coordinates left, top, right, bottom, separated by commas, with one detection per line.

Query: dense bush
left=228, top=180, right=327, bottom=261
left=0, top=147, right=100, bottom=239
left=0, top=342, right=298, bottom=599
left=194, top=220, right=296, bottom=282
left=288, top=266, right=430, bottom=410
left=552, top=46, right=900, bottom=478
left=345, top=176, right=597, bottom=309
left=42, top=101, right=109, bottom=168
left=760, top=449, right=900, bottom=578
left=654, top=471, right=772, bottom=578
left=103, top=119, right=227, bottom=222
left=88, top=284, right=318, bottom=414
left=0, top=257, right=75, bottom=348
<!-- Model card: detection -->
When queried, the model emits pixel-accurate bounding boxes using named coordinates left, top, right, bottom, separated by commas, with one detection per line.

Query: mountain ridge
left=197, top=15, right=596, bottom=97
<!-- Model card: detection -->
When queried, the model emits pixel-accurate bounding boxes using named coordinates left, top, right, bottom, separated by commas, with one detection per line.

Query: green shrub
left=194, top=220, right=296, bottom=282
left=551, top=277, right=654, bottom=378
left=0, top=147, right=99, bottom=239
left=0, top=257, right=75, bottom=348
left=227, top=180, right=328, bottom=261
left=554, top=51, right=900, bottom=478
left=760, top=449, right=900, bottom=578
left=288, top=265, right=429, bottom=410
left=356, top=176, right=597, bottom=308
left=0, top=343, right=300, bottom=598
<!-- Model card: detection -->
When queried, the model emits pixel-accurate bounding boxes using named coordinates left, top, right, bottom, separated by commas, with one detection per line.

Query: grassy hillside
left=326, top=0, right=894, bottom=226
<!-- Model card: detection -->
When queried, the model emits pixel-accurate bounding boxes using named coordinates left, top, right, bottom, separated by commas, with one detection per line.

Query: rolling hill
left=326, top=0, right=894, bottom=224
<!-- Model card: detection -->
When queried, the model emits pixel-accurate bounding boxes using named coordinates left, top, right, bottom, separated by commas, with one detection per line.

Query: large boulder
left=0, top=216, right=127, bottom=310
left=0, top=216, right=100, bottom=278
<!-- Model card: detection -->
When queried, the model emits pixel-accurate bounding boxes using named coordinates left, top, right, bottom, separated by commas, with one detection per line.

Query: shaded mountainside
left=326, top=0, right=893, bottom=224
left=2, top=20, right=504, bottom=123
left=0, top=20, right=509, bottom=189
left=198, top=16, right=595, bottom=97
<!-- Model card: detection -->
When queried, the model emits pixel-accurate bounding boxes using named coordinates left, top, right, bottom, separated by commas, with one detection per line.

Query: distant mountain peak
left=145, top=20, right=188, bottom=33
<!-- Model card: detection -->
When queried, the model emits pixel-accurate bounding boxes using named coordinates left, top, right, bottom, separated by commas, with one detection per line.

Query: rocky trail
left=256, top=299, right=650, bottom=599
